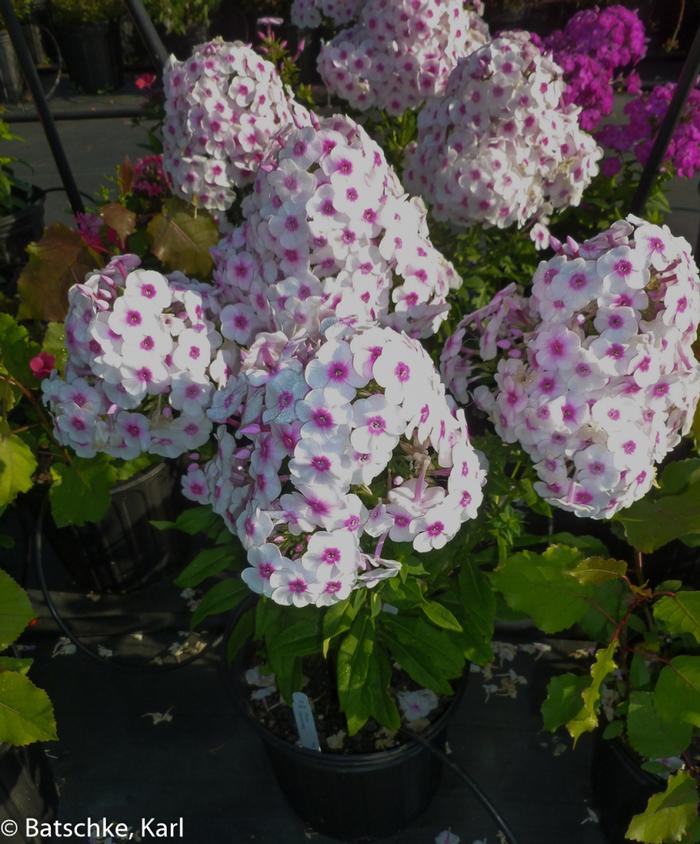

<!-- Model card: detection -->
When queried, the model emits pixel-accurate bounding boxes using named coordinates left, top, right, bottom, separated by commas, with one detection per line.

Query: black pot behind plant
left=0, top=744, right=59, bottom=844
left=0, top=185, right=44, bottom=283
left=54, top=20, right=121, bottom=93
left=159, top=23, right=208, bottom=60
left=590, top=731, right=661, bottom=843
left=231, top=641, right=466, bottom=842
left=45, top=462, right=184, bottom=594
left=0, top=29, right=25, bottom=103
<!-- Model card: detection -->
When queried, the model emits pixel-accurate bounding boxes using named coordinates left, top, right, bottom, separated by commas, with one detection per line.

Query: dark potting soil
left=246, top=652, right=454, bottom=755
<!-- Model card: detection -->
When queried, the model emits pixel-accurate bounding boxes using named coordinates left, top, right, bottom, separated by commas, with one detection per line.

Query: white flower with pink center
left=163, top=40, right=315, bottom=213
left=441, top=216, right=700, bottom=518
left=188, top=322, right=485, bottom=607
left=44, top=257, right=220, bottom=462
left=243, top=544, right=290, bottom=598
left=212, top=113, right=460, bottom=343
left=403, top=32, right=601, bottom=229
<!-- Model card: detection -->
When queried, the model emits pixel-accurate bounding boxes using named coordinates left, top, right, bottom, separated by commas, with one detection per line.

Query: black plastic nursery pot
left=54, top=22, right=121, bottom=93
left=590, top=730, right=662, bottom=843
left=159, top=23, right=208, bottom=60
left=45, top=462, right=182, bottom=594
left=232, top=641, right=465, bottom=842
left=0, top=29, right=24, bottom=103
left=0, top=187, right=44, bottom=276
left=0, top=744, right=59, bottom=844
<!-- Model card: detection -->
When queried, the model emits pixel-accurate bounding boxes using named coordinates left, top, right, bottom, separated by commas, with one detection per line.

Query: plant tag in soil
left=292, top=692, right=320, bottom=751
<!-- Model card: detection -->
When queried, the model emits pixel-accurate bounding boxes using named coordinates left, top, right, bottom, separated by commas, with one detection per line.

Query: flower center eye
left=312, top=456, right=331, bottom=472
left=141, top=284, right=156, bottom=298
left=126, top=310, right=141, bottom=325
left=426, top=521, right=444, bottom=537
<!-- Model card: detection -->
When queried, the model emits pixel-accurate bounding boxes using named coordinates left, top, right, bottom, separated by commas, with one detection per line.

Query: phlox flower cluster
left=403, top=32, right=602, bottom=230
left=42, top=255, right=224, bottom=460
left=539, top=5, right=647, bottom=130
left=597, top=83, right=700, bottom=180
left=291, top=0, right=364, bottom=29
left=441, top=217, right=700, bottom=518
left=182, top=322, right=486, bottom=607
left=131, top=154, right=170, bottom=200
left=317, top=0, right=489, bottom=115
left=162, top=39, right=312, bottom=213
left=211, top=113, right=461, bottom=342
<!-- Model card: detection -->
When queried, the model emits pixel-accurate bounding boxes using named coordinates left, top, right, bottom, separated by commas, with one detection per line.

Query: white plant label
left=292, top=692, right=320, bottom=751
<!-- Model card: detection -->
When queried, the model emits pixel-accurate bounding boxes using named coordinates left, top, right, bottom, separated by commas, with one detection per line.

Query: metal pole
left=0, top=0, right=84, bottom=215
left=122, top=0, right=170, bottom=71
left=630, top=25, right=700, bottom=216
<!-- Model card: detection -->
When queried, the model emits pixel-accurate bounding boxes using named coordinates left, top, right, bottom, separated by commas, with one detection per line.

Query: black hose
left=33, top=498, right=214, bottom=673
left=400, top=726, right=520, bottom=844
left=218, top=609, right=520, bottom=844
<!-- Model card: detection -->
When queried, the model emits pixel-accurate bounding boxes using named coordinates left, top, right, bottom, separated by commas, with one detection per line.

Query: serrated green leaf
left=0, top=672, right=57, bottom=745
left=491, top=545, right=590, bottom=633
left=627, top=691, right=691, bottom=759
left=49, top=459, right=113, bottom=527
left=654, top=656, right=700, bottom=729
left=626, top=771, right=698, bottom=844
left=41, top=322, right=67, bottom=376
left=0, top=656, right=32, bottom=674
left=569, top=557, right=628, bottom=586
left=175, top=546, right=234, bottom=588
left=147, top=199, right=219, bottom=277
left=421, top=600, right=463, bottom=632
left=190, top=578, right=248, bottom=629
left=0, top=569, right=34, bottom=649
left=615, top=481, right=700, bottom=553
left=578, top=579, right=627, bottom=644
left=541, top=673, right=589, bottom=732
left=567, top=642, right=619, bottom=745
left=654, top=594, right=700, bottom=645
left=0, top=434, right=37, bottom=508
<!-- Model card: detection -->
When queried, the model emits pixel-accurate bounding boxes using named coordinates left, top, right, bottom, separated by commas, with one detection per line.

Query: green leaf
left=565, top=642, right=619, bottom=745
left=147, top=199, right=219, bottom=277
left=175, top=546, right=234, bottom=588
left=513, top=532, right=609, bottom=556
left=421, top=601, right=463, bottom=632
left=337, top=609, right=375, bottom=735
left=0, top=569, right=34, bottom=649
left=541, top=673, right=589, bottom=732
left=602, top=719, right=625, bottom=739
left=627, top=691, right=691, bottom=759
left=0, top=672, right=57, bottom=745
left=578, top=579, right=627, bottom=644
left=225, top=606, right=254, bottom=665
left=40, top=322, right=68, bottom=375
left=0, top=434, right=37, bottom=508
left=322, top=597, right=358, bottom=657
left=382, top=615, right=464, bottom=695
left=174, top=506, right=219, bottom=536
left=569, top=557, right=628, bottom=586
left=456, top=560, right=495, bottom=664
left=490, top=545, right=590, bottom=633
left=630, top=653, right=653, bottom=690
left=49, top=459, right=113, bottom=527
left=626, top=771, right=699, bottom=844
left=17, top=223, right=101, bottom=322
left=190, top=579, right=248, bottom=629
left=615, top=481, right=700, bottom=553
left=0, top=656, right=32, bottom=674
left=654, top=593, right=700, bottom=645
left=654, top=656, right=700, bottom=729
left=0, top=313, right=39, bottom=387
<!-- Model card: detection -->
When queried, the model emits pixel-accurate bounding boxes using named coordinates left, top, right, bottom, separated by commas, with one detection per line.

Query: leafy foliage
left=147, top=199, right=219, bottom=277
left=626, top=771, right=699, bottom=844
